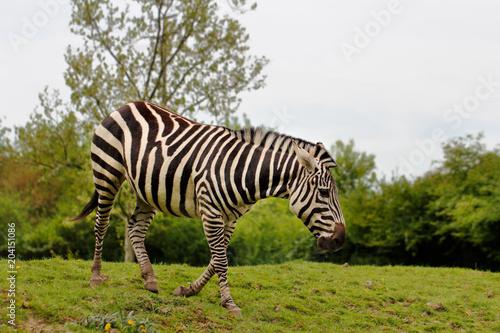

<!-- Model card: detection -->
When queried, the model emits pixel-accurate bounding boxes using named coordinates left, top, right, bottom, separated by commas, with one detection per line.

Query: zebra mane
left=232, top=127, right=322, bottom=157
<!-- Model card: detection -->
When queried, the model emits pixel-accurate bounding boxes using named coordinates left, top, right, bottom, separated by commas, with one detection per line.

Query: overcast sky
left=1, top=0, right=499, bottom=178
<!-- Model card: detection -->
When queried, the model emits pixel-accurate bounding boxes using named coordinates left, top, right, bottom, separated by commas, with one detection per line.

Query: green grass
left=1, top=259, right=499, bottom=332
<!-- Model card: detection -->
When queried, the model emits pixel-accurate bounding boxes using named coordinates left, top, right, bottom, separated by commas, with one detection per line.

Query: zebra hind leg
left=128, top=199, right=159, bottom=293
left=90, top=191, right=117, bottom=287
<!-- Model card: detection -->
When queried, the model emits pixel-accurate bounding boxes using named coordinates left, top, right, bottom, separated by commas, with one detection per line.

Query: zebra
left=72, top=101, right=346, bottom=315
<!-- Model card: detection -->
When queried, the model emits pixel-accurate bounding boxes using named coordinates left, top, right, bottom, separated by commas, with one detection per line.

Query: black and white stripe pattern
left=73, top=101, right=346, bottom=315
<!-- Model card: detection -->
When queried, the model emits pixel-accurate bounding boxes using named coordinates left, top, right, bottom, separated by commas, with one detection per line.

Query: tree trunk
left=124, top=227, right=135, bottom=262
left=115, top=186, right=136, bottom=262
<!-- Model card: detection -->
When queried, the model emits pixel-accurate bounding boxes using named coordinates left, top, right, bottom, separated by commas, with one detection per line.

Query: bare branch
left=111, top=210, right=128, bottom=223
left=85, top=3, right=143, bottom=100
left=179, top=95, right=209, bottom=116
left=143, top=2, right=165, bottom=98
left=165, top=59, right=203, bottom=102
left=91, top=95, right=108, bottom=119
left=115, top=187, right=132, bottom=221
left=149, top=7, right=198, bottom=101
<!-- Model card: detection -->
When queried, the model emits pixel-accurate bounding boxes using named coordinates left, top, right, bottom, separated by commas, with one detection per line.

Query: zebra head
left=289, top=141, right=346, bottom=252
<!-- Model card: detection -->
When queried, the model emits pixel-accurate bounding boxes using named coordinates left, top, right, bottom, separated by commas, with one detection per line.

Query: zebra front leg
left=173, top=221, right=236, bottom=300
left=128, top=199, right=158, bottom=293
left=214, top=254, right=241, bottom=316
left=173, top=262, right=215, bottom=297
left=203, top=216, right=240, bottom=315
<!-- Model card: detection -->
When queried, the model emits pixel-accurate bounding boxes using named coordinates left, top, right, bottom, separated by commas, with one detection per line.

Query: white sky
left=1, top=0, right=500, bottom=178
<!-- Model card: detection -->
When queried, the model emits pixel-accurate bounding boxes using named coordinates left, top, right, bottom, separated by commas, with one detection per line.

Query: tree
left=328, top=134, right=500, bottom=270
left=66, top=0, right=268, bottom=126
left=432, top=134, right=500, bottom=267
left=14, top=89, right=91, bottom=173
left=329, top=139, right=377, bottom=195
left=1, top=91, right=97, bottom=260
left=0, top=119, right=12, bottom=161
left=343, top=175, right=438, bottom=265
left=13, top=0, right=268, bottom=262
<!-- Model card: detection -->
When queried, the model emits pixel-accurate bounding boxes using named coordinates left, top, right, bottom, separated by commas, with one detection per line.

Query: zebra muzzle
left=317, top=223, right=346, bottom=252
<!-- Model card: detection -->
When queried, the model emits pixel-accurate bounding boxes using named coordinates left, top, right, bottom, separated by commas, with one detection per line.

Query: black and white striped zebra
left=72, top=101, right=346, bottom=315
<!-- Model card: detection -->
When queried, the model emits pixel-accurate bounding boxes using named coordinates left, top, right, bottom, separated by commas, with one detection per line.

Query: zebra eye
left=318, top=187, right=330, bottom=197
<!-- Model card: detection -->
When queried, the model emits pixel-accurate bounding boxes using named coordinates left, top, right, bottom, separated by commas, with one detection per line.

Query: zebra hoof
left=173, top=285, right=194, bottom=297
left=227, top=304, right=242, bottom=317
left=89, top=277, right=103, bottom=287
left=144, top=280, right=159, bottom=293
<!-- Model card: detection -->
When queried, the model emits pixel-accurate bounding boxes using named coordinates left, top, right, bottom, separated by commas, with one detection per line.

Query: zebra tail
left=69, top=190, right=99, bottom=221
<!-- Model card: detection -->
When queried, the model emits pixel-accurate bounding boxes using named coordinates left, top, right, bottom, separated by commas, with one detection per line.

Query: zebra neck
left=246, top=145, right=300, bottom=202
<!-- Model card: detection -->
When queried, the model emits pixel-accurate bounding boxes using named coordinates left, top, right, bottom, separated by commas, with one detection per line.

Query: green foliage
left=329, top=138, right=377, bottom=194
left=0, top=118, right=12, bottom=160
left=14, top=88, right=92, bottom=171
left=330, top=133, right=500, bottom=270
left=432, top=134, right=500, bottom=263
left=230, top=198, right=315, bottom=265
left=146, top=215, right=211, bottom=266
left=339, top=175, right=438, bottom=266
left=2, top=259, right=499, bottom=332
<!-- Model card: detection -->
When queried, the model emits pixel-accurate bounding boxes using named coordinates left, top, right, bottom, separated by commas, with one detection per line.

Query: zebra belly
left=128, top=155, right=200, bottom=219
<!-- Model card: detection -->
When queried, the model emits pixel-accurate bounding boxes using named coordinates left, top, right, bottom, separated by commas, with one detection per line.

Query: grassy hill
left=1, top=258, right=498, bottom=332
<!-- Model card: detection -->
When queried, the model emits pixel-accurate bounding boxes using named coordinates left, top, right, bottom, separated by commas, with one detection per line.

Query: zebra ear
left=292, top=140, right=318, bottom=172
left=316, top=142, right=326, bottom=149
left=316, top=142, right=338, bottom=168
